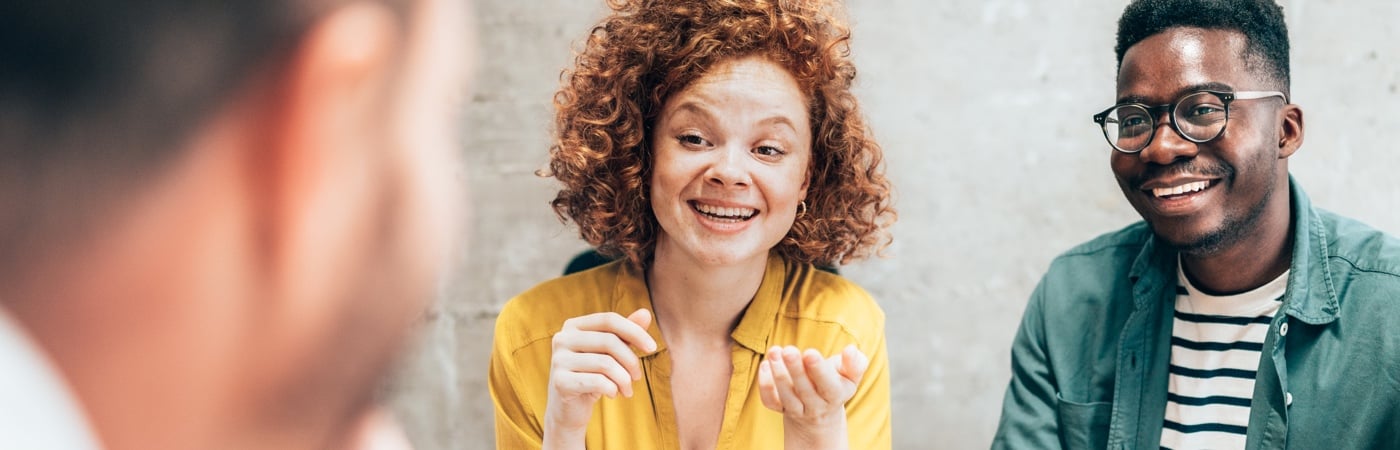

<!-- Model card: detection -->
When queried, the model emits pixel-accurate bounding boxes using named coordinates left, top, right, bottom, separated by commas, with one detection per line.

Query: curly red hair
left=545, top=0, right=894, bottom=268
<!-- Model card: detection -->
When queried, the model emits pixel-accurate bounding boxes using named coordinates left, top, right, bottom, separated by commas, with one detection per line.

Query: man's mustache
left=1130, top=160, right=1235, bottom=189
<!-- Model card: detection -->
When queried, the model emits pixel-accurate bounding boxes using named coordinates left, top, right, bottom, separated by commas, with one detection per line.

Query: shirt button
left=1279, top=322, right=1290, bottom=337
left=1285, top=392, right=1294, bottom=406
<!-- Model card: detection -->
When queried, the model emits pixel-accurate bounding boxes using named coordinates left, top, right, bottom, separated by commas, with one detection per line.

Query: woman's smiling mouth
left=691, top=201, right=758, bottom=223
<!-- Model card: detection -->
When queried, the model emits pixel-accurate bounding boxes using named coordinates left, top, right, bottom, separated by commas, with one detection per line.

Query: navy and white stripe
left=1159, top=265, right=1288, bottom=450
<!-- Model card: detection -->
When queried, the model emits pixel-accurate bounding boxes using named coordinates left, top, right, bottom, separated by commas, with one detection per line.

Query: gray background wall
left=387, top=1, right=1400, bottom=448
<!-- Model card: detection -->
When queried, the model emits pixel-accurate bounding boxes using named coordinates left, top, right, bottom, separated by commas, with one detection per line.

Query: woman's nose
left=705, top=145, right=752, bottom=187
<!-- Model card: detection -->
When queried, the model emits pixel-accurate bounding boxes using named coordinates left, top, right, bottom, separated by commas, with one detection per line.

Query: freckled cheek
left=758, top=170, right=808, bottom=214
left=648, top=171, right=675, bottom=215
left=648, top=153, right=701, bottom=209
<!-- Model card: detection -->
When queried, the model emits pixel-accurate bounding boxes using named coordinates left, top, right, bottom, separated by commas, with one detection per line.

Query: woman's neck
left=646, top=244, right=769, bottom=345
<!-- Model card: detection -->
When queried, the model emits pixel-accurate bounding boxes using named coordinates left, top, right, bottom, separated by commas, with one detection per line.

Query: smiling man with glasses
left=992, top=1, right=1400, bottom=449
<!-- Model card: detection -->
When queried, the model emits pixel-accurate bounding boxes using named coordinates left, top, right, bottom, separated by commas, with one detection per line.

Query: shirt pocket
left=1055, top=393, right=1111, bottom=450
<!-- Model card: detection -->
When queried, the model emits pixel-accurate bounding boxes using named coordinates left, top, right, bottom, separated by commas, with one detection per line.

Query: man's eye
left=1187, top=105, right=1224, bottom=117
left=1121, top=116, right=1148, bottom=127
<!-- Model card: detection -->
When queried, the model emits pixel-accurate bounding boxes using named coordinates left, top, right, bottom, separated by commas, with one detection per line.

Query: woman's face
left=649, top=55, right=812, bottom=268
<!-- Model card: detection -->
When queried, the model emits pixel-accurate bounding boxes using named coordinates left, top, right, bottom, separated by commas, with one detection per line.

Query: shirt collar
left=0, top=309, right=102, bottom=449
left=730, top=254, right=787, bottom=354
left=611, top=252, right=788, bottom=357
left=1280, top=175, right=1341, bottom=324
left=612, top=262, right=668, bottom=357
left=1129, top=226, right=1177, bottom=310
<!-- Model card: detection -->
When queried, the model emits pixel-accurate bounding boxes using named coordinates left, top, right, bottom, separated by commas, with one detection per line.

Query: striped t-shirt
left=1160, top=263, right=1288, bottom=450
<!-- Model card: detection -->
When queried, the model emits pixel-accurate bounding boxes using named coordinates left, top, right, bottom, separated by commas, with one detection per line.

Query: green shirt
left=993, top=177, right=1400, bottom=450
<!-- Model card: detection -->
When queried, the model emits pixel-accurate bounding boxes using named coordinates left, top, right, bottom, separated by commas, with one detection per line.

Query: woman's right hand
left=542, top=308, right=657, bottom=449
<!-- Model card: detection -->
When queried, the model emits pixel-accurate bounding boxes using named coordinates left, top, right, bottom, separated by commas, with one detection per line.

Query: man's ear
left=1278, top=103, right=1304, bottom=159
left=251, top=2, right=400, bottom=313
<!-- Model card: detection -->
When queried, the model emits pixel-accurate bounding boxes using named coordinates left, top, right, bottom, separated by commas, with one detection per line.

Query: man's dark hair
left=0, top=1, right=403, bottom=280
left=0, top=2, right=320, bottom=182
left=1115, top=0, right=1290, bottom=91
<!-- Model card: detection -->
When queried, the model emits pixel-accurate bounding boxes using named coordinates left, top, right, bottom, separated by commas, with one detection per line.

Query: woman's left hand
left=757, top=344, right=869, bottom=449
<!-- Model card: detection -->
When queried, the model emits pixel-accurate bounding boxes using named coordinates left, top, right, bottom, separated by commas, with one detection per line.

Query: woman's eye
left=754, top=146, right=785, bottom=157
left=678, top=134, right=708, bottom=146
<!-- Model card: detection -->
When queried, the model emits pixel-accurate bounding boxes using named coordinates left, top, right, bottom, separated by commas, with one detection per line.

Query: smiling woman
left=649, top=56, right=815, bottom=269
left=487, top=1, right=895, bottom=449
left=544, top=0, right=893, bottom=270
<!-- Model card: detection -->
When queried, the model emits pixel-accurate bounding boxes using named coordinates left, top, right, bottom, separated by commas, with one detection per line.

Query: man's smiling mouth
left=1149, top=179, right=1214, bottom=199
left=1132, top=176, right=1224, bottom=217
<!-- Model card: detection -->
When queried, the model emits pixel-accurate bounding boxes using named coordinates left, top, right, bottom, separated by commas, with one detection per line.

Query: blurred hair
left=545, top=0, right=895, bottom=269
left=0, top=0, right=406, bottom=278
left=1116, top=0, right=1290, bottom=92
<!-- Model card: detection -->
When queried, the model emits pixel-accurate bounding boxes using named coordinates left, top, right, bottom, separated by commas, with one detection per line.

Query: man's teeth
left=1153, top=180, right=1210, bottom=198
left=695, top=203, right=756, bottom=219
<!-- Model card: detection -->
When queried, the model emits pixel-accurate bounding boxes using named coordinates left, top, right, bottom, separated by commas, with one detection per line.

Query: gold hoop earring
left=797, top=200, right=808, bottom=218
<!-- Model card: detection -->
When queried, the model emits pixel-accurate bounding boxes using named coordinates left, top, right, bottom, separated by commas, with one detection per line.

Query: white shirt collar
left=0, top=309, right=102, bottom=449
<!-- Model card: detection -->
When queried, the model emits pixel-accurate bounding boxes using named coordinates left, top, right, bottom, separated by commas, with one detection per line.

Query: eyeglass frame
left=1091, top=90, right=1287, bottom=153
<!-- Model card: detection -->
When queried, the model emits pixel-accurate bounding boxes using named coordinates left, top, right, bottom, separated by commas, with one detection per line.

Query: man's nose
left=1138, top=116, right=1199, bottom=165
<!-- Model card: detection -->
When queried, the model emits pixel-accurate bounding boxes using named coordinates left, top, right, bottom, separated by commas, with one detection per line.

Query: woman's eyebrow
left=669, top=101, right=716, bottom=121
left=757, top=115, right=799, bottom=134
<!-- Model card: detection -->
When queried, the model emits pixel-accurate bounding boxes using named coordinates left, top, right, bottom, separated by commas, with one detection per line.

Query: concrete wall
left=387, top=1, right=1400, bottom=448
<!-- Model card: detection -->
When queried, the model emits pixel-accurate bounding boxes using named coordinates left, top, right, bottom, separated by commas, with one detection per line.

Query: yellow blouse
left=489, top=253, right=891, bottom=450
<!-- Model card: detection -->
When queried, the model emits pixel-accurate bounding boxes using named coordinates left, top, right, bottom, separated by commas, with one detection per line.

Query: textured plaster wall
left=387, top=1, right=1400, bottom=449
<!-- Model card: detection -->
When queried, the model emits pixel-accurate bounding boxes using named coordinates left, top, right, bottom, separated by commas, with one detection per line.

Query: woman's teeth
left=694, top=203, right=757, bottom=220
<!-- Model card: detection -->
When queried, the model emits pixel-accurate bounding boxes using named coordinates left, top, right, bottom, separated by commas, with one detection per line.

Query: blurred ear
left=1278, top=103, right=1304, bottom=159
left=252, top=2, right=400, bottom=317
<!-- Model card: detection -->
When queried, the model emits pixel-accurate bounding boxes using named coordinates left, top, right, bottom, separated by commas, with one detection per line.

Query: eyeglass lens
left=1102, top=92, right=1228, bottom=152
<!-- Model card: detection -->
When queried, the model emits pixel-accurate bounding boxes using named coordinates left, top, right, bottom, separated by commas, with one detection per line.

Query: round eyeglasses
left=1092, top=90, right=1286, bottom=153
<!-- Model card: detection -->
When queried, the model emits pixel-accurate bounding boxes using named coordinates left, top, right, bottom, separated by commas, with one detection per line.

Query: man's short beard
left=1156, top=169, right=1277, bottom=257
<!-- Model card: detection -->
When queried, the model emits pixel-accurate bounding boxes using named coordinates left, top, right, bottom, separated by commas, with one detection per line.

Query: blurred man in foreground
left=0, top=0, right=473, bottom=448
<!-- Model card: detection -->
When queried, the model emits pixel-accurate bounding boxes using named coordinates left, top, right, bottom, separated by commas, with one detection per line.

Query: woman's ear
left=800, top=164, right=812, bottom=199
